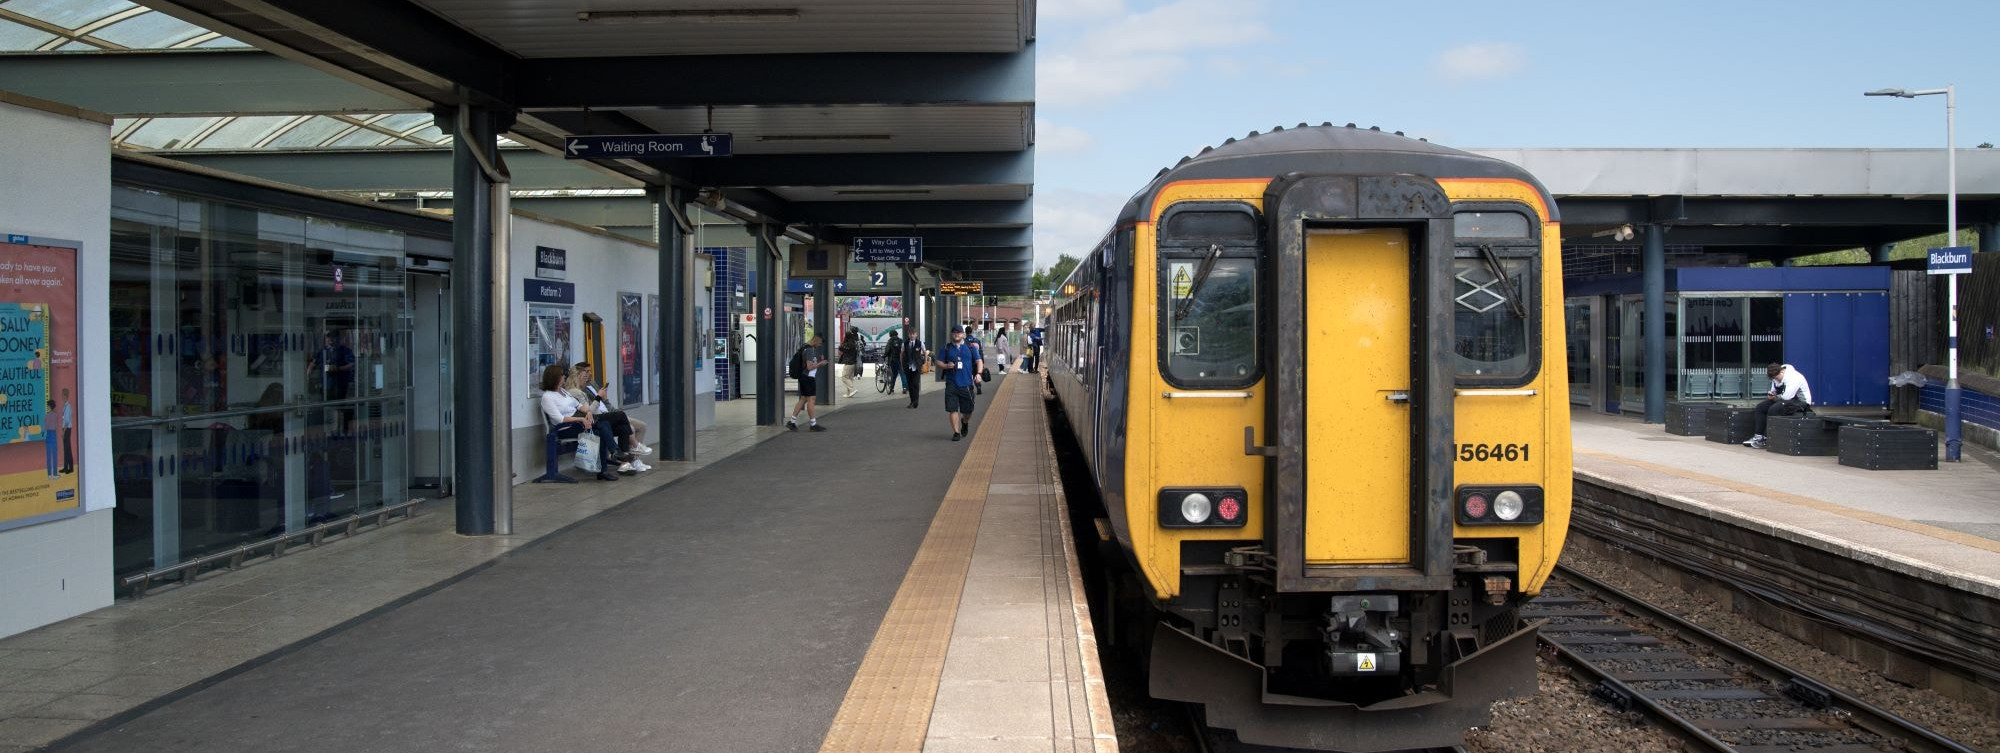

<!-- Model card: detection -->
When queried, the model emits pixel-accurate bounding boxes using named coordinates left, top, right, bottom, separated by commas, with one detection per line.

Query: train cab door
left=1301, top=228, right=1414, bottom=565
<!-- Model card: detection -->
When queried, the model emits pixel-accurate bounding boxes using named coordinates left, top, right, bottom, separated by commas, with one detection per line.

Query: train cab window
left=1159, top=204, right=1261, bottom=388
left=1453, top=209, right=1539, bottom=385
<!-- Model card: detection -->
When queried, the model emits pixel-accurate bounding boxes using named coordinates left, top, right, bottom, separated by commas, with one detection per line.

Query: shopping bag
left=572, top=432, right=602, bottom=473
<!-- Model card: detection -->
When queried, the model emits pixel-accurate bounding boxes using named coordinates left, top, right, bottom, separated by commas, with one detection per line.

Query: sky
left=1030, top=0, right=2000, bottom=272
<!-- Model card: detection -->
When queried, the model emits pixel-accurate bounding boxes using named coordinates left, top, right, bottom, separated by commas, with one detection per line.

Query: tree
left=1032, top=253, right=1081, bottom=293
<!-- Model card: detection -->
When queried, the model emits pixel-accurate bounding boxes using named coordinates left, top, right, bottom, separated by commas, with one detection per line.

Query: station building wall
left=506, top=213, right=688, bottom=483
left=0, top=94, right=114, bottom=638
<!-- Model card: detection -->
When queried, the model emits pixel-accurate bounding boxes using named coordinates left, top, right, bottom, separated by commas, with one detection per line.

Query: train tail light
left=1160, top=488, right=1248, bottom=528
left=1455, top=486, right=1543, bottom=525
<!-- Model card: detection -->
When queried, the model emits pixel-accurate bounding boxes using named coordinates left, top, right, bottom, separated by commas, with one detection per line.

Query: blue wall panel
left=1783, top=294, right=1820, bottom=399
left=1852, top=292, right=1890, bottom=405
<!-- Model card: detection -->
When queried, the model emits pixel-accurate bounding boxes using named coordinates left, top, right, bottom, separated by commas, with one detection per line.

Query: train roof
left=1116, top=123, right=1558, bottom=223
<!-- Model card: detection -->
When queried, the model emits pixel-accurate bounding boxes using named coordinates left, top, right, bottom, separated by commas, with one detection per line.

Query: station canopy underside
left=0, top=0, right=1038, bottom=294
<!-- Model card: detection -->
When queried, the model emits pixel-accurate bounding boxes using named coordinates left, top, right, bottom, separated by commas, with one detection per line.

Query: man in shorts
left=934, top=325, right=984, bottom=441
left=788, top=334, right=829, bottom=432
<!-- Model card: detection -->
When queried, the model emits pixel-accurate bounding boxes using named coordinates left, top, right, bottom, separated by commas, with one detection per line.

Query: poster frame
left=0, top=233, right=83, bottom=534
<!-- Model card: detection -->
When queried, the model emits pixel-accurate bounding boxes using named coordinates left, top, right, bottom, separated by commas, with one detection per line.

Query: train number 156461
left=1456, top=443, right=1531, bottom=462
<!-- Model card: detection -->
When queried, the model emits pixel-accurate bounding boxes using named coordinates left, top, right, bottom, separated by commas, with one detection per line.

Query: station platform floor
left=1571, top=410, right=2000, bottom=598
left=0, top=369, right=1109, bottom=752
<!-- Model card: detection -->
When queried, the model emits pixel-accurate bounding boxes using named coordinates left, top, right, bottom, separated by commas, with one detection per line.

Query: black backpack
left=788, top=347, right=806, bottom=379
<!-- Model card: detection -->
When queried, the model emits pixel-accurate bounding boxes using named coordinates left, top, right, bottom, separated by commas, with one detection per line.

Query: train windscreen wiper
left=1174, top=243, right=1224, bottom=320
left=1476, top=244, right=1528, bottom=320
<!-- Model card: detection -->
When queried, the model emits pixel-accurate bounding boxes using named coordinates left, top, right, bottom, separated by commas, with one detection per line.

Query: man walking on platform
left=935, top=325, right=983, bottom=441
left=788, top=334, right=829, bottom=432
left=903, top=332, right=928, bottom=408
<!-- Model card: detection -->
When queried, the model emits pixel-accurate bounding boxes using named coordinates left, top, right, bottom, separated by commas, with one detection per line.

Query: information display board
left=0, top=235, right=81, bottom=532
left=940, top=281, right=984, bottom=295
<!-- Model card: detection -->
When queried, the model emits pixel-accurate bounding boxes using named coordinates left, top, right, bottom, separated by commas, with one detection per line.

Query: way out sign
left=1928, top=246, right=1973, bottom=275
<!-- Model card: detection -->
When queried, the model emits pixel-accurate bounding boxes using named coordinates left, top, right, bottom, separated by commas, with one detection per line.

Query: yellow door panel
left=1304, top=228, right=1412, bottom=565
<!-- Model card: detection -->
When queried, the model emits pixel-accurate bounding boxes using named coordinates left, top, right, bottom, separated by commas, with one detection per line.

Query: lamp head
left=1865, top=88, right=1914, bottom=98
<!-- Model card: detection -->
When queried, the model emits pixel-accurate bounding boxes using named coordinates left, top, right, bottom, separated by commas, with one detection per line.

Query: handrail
left=1162, top=391, right=1255, bottom=399
left=120, top=498, right=424, bottom=597
left=109, top=393, right=411, bottom=429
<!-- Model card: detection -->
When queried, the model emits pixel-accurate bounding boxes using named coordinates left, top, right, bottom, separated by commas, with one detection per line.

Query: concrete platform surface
left=1573, top=411, right=2000, bottom=598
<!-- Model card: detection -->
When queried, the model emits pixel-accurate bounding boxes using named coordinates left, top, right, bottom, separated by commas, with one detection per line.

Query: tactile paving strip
left=818, top=376, right=1019, bottom=753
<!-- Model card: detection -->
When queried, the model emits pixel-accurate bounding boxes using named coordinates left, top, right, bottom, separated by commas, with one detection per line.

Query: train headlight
left=1159, top=488, right=1248, bottom=528
left=1455, top=486, right=1544, bottom=525
left=1180, top=493, right=1212, bottom=524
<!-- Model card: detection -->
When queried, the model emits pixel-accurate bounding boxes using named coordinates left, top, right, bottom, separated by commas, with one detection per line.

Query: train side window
left=1158, top=204, right=1261, bottom=388
left=1452, top=208, right=1539, bottom=385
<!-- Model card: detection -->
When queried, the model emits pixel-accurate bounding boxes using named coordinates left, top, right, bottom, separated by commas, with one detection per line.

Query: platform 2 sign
left=0, top=235, right=80, bottom=533
left=852, top=237, right=922, bottom=264
left=940, top=281, right=984, bottom=295
left=1928, top=246, right=1973, bottom=275
left=563, top=133, right=733, bottom=159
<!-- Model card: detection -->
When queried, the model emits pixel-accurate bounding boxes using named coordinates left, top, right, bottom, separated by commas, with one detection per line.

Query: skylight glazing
left=0, top=0, right=248, bottom=51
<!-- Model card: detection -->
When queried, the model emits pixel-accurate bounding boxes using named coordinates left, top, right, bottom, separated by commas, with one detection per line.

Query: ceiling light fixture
left=577, top=8, right=801, bottom=24
left=758, top=134, right=893, bottom=142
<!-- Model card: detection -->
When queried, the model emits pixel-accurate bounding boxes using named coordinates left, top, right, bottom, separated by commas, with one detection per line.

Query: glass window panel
left=119, top=117, right=214, bottom=150
left=0, top=19, right=58, bottom=50
left=90, top=11, right=204, bottom=48
left=1452, top=257, right=1534, bottom=379
left=400, top=124, right=446, bottom=144
left=1160, top=256, right=1257, bottom=385
left=1454, top=212, right=1532, bottom=239
left=55, top=39, right=95, bottom=50
left=372, top=113, right=428, bottom=133
left=265, top=116, right=351, bottom=149
left=1162, top=210, right=1256, bottom=243
left=174, top=418, right=286, bottom=562
left=1564, top=299, right=1593, bottom=405
left=194, top=34, right=248, bottom=48
left=110, top=425, right=156, bottom=575
left=330, top=129, right=392, bottom=148
left=194, top=115, right=296, bottom=149
left=0, top=0, right=136, bottom=31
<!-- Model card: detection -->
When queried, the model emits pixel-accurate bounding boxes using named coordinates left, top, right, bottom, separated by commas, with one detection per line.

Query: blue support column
left=754, top=225, right=782, bottom=425
left=652, top=187, right=693, bottom=460
left=441, top=105, right=513, bottom=535
left=1872, top=242, right=1896, bottom=264
left=815, top=277, right=835, bottom=406
left=1979, top=222, right=1997, bottom=254
left=1642, top=224, right=1667, bottom=424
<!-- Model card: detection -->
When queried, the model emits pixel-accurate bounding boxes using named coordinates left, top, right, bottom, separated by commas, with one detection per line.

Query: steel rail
left=1550, top=564, right=1983, bottom=753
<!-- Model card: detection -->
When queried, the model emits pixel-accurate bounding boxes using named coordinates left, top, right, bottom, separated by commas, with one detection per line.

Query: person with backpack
left=964, top=325, right=988, bottom=395
left=787, top=334, right=829, bottom=432
left=837, top=326, right=863, bottom=398
left=902, top=333, right=928, bottom=409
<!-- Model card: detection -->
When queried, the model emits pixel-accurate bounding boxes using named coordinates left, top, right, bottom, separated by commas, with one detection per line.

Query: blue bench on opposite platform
left=533, top=410, right=580, bottom=484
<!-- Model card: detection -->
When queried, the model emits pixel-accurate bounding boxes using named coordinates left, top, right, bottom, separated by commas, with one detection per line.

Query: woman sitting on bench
left=1743, top=362, right=1813, bottom=449
left=540, top=364, right=624, bottom=481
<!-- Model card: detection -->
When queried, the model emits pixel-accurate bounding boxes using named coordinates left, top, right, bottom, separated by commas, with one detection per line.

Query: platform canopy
left=0, top=0, right=1038, bottom=294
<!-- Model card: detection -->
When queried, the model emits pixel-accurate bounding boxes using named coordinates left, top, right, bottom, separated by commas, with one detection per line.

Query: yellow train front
left=1048, top=124, right=1570, bottom=751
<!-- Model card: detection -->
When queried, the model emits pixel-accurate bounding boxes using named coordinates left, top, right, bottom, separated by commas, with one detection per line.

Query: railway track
left=1531, top=564, right=1984, bottom=753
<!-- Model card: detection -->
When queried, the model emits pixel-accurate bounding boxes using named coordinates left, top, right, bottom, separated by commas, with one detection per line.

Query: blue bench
left=532, top=410, right=580, bottom=484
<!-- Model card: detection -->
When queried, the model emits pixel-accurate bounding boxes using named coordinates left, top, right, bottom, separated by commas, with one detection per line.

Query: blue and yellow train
left=1048, top=124, right=1571, bottom=751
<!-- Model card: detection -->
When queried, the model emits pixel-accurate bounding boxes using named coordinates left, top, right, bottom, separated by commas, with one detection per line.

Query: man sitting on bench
left=1743, top=362, right=1813, bottom=449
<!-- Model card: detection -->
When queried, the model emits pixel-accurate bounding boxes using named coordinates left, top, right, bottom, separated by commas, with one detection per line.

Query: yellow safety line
left=818, top=375, right=1020, bottom=753
left=1576, top=448, right=2000, bottom=555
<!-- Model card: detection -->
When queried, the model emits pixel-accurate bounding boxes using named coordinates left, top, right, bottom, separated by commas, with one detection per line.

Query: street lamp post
left=1866, top=85, right=1963, bottom=462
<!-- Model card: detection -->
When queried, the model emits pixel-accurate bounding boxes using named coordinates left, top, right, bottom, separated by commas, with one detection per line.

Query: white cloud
left=1040, top=0, right=1125, bottom=20
left=1036, top=118, right=1097, bottom=154
left=1038, top=0, right=1271, bottom=107
left=1433, top=42, right=1526, bottom=84
left=1032, top=188, right=1132, bottom=272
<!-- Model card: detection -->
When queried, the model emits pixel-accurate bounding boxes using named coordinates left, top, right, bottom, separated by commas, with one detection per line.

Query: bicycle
left=876, top=362, right=894, bottom=394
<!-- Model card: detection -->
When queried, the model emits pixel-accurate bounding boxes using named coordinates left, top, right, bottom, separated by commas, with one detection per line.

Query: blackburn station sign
left=1927, top=245, right=1973, bottom=275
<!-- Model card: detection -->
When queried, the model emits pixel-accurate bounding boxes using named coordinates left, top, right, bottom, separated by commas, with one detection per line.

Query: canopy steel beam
left=143, top=0, right=512, bottom=106
left=157, top=148, right=637, bottom=192
left=0, top=50, right=421, bottom=116
left=518, top=51, right=1033, bottom=110
left=688, top=151, right=1031, bottom=188
left=1559, top=197, right=1988, bottom=227
left=787, top=200, right=1031, bottom=227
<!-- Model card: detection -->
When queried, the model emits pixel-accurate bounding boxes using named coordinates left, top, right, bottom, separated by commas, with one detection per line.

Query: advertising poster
left=527, top=305, right=572, bottom=396
left=0, top=236, right=81, bottom=532
left=619, top=292, right=644, bottom=403
left=648, top=294, right=661, bottom=403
